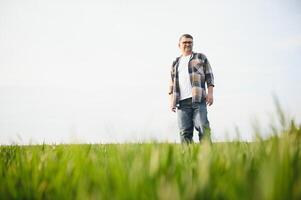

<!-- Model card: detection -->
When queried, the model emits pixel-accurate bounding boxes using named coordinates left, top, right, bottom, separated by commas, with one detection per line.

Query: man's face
left=179, top=37, right=193, bottom=54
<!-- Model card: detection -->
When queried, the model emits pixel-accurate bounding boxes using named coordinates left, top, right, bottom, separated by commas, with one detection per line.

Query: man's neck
left=182, top=52, right=192, bottom=56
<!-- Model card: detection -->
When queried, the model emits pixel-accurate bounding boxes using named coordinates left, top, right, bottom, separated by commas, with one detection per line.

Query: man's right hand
left=171, top=106, right=176, bottom=112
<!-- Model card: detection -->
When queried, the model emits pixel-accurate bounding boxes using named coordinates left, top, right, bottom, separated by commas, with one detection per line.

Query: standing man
left=169, top=34, right=215, bottom=143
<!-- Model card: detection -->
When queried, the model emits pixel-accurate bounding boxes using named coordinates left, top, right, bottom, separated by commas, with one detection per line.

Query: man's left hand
left=206, top=93, right=214, bottom=106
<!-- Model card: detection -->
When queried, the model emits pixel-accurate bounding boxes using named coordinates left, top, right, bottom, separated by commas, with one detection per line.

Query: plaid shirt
left=169, top=52, right=214, bottom=108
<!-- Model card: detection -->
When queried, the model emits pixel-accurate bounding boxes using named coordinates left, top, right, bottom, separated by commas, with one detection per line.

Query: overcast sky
left=0, top=0, right=300, bottom=144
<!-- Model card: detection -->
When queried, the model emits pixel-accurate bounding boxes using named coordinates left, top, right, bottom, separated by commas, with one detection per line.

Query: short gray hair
left=179, top=34, right=193, bottom=42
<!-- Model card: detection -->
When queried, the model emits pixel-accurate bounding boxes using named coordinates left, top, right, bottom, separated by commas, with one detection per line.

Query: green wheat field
left=1, top=105, right=301, bottom=199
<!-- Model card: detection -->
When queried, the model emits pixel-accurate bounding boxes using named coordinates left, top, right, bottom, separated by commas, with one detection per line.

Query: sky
left=0, top=0, right=300, bottom=144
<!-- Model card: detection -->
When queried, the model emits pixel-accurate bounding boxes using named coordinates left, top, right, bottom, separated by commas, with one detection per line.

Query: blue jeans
left=177, top=97, right=211, bottom=143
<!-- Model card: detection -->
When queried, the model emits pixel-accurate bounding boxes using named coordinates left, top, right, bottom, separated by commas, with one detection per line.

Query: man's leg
left=193, top=100, right=211, bottom=142
left=177, top=99, right=193, bottom=144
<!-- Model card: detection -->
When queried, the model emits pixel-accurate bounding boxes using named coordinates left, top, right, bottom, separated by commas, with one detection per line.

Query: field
left=1, top=102, right=301, bottom=200
left=1, top=124, right=300, bottom=200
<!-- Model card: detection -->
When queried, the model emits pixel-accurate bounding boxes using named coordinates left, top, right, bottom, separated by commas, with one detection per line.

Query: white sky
left=0, top=0, right=300, bottom=144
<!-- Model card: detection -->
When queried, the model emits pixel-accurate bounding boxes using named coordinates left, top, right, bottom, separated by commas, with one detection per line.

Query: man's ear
left=178, top=43, right=180, bottom=48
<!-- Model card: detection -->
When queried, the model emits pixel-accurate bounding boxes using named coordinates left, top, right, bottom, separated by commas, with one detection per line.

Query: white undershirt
left=178, top=54, right=192, bottom=100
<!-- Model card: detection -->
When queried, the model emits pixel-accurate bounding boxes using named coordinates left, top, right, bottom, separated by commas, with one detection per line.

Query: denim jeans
left=177, top=97, right=211, bottom=143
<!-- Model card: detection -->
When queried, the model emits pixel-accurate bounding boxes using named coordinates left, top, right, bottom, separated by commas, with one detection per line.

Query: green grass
left=1, top=99, right=301, bottom=199
left=1, top=124, right=301, bottom=200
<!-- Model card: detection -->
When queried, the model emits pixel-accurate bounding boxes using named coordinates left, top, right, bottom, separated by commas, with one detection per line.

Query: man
left=169, top=34, right=215, bottom=143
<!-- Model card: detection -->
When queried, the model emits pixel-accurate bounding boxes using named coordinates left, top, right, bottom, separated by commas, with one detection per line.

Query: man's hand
left=206, top=93, right=214, bottom=106
left=170, top=106, right=176, bottom=112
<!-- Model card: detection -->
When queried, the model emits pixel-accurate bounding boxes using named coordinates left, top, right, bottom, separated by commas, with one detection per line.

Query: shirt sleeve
left=168, top=62, right=175, bottom=95
left=204, top=56, right=215, bottom=88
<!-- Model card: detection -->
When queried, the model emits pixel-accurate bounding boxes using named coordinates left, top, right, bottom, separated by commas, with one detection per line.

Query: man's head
left=178, top=34, right=193, bottom=56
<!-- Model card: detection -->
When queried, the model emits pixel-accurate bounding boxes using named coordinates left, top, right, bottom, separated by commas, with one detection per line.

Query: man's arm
left=204, top=55, right=214, bottom=106
left=206, top=86, right=214, bottom=106
left=169, top=64, right=176, bottom=112
left=169, top=95, right=176, bottom=112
